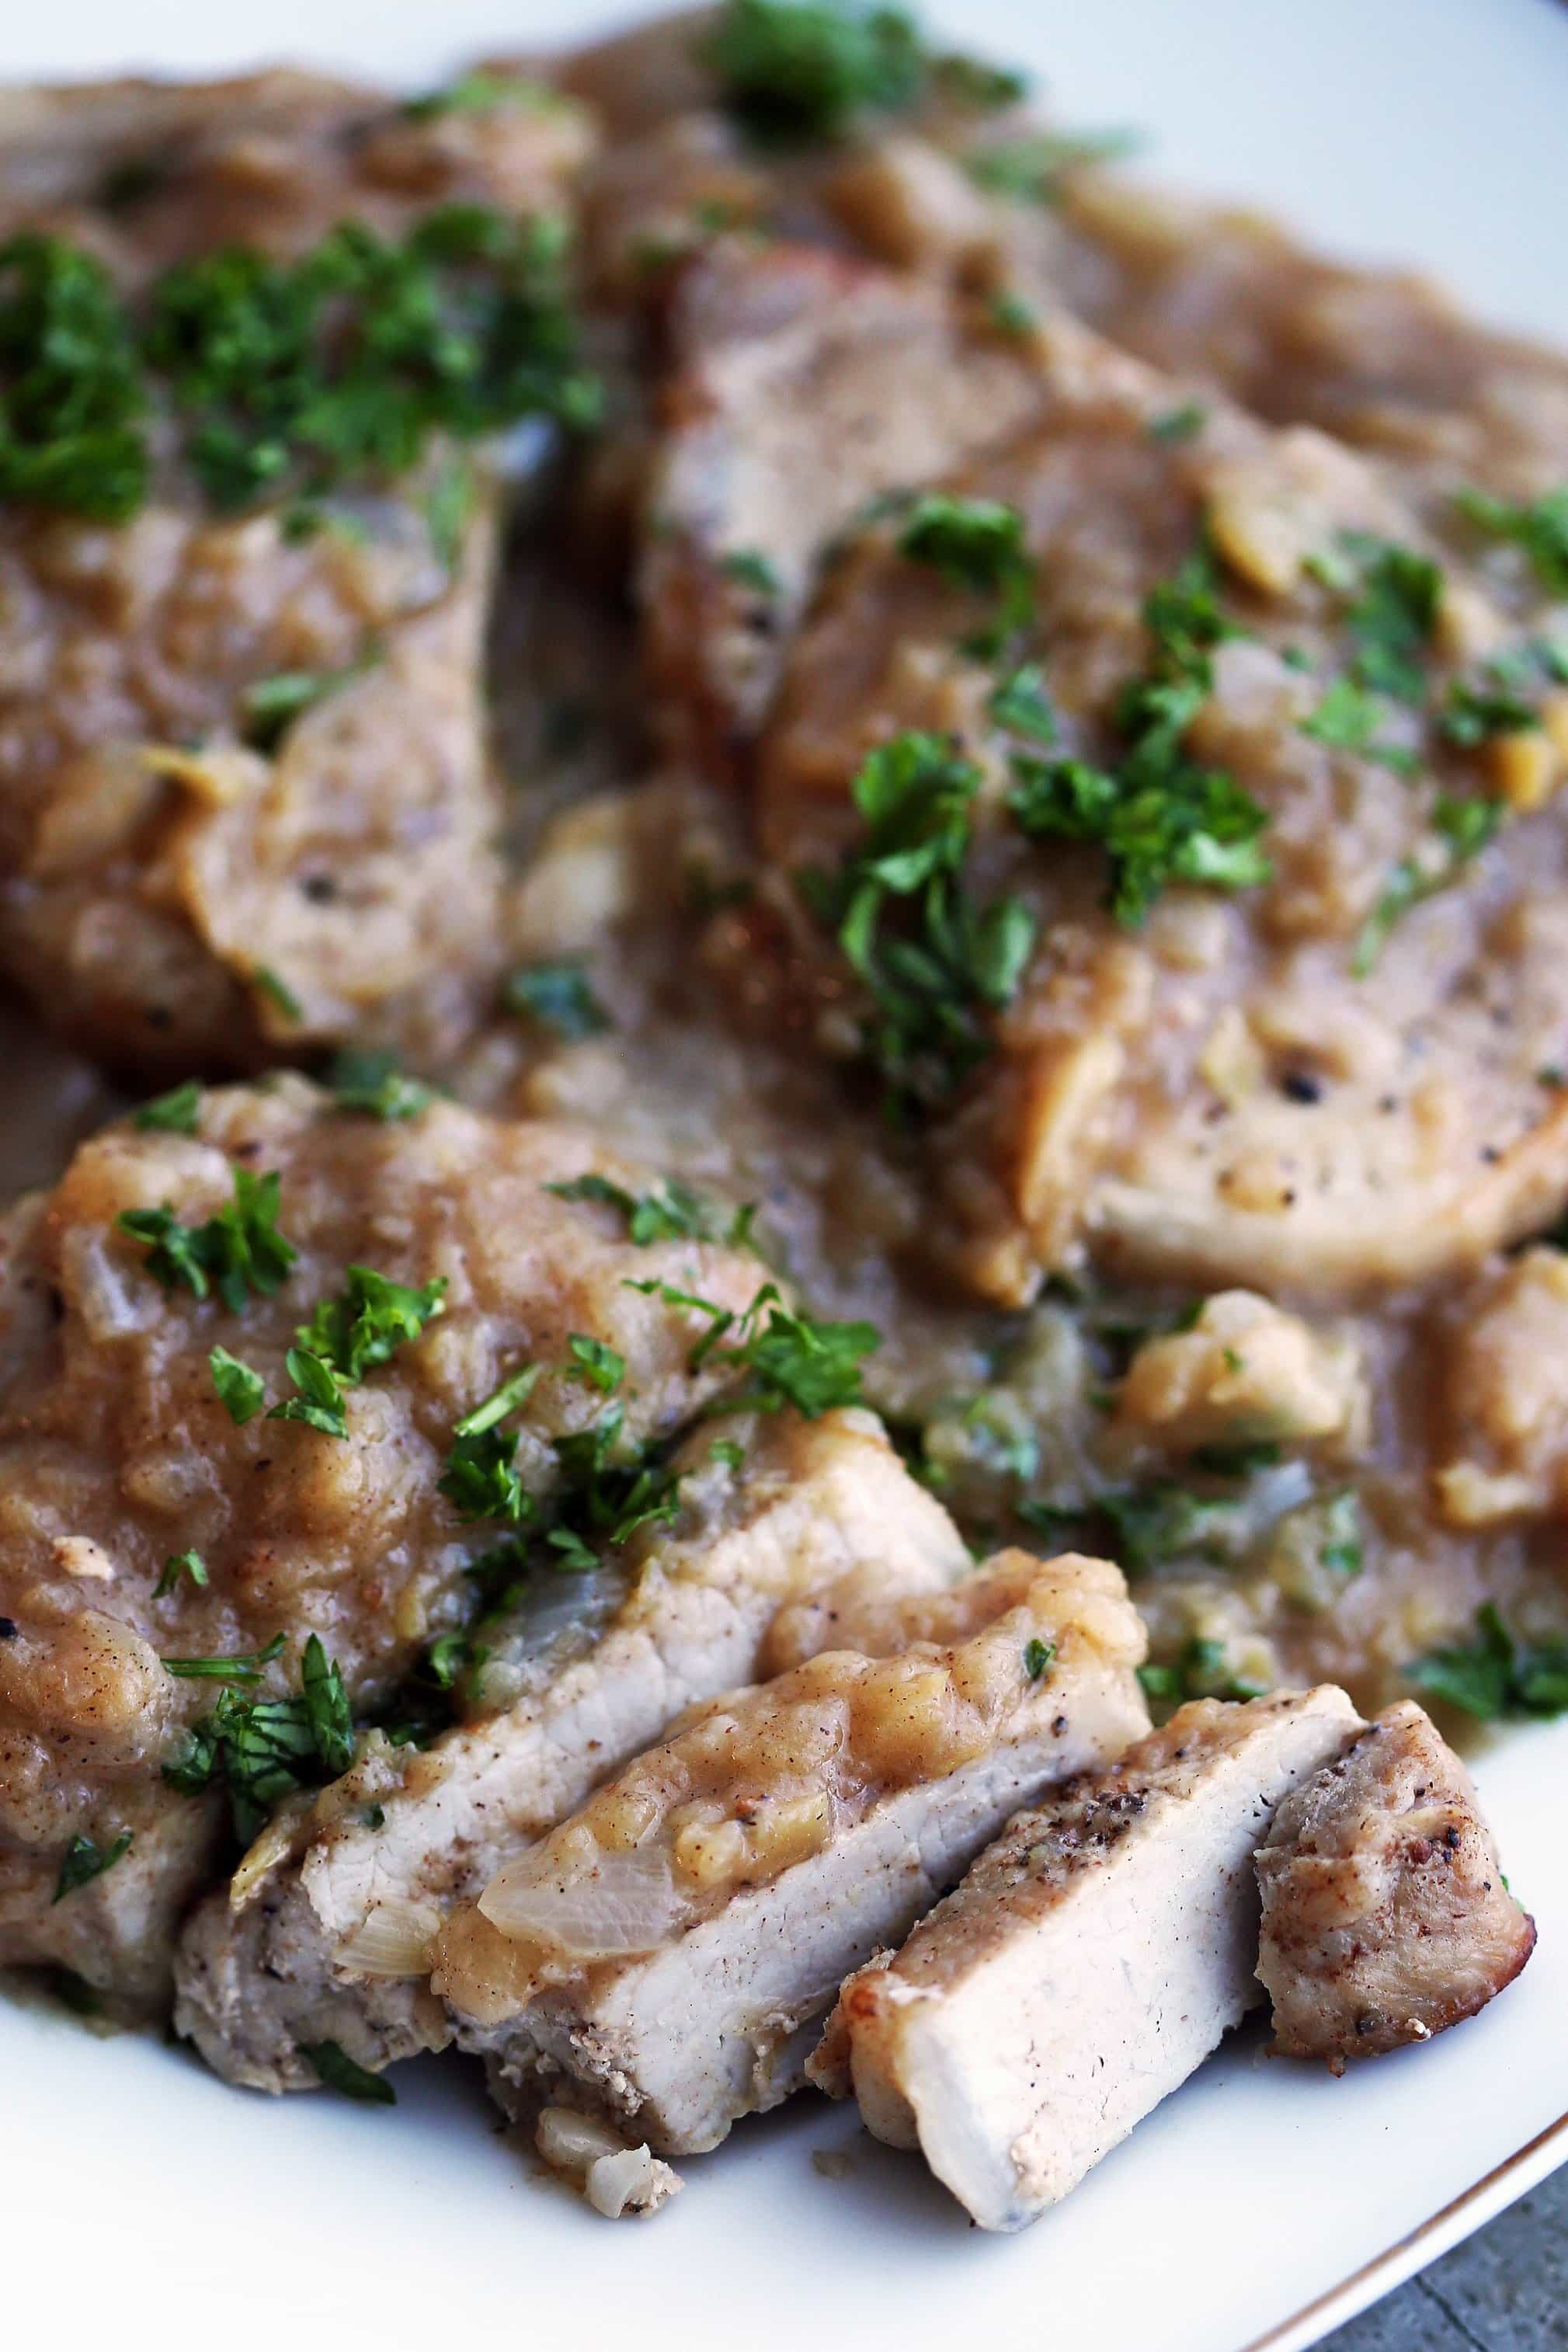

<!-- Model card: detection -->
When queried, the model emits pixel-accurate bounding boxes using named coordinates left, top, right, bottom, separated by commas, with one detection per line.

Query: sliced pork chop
left=429, top=1549, right=1149, bottom=2168
left=757, top=308, right=1568, bottom=1306
left=0, top=1077, right=763, bottom=2008
left=172, top=1404, right=970, bottom=2086
left=0, top=71, right=593, bottom=1077
left=814, top=1686, right=1361, bottom=2230
left=1257, top=1699, right=1535, bottom=2065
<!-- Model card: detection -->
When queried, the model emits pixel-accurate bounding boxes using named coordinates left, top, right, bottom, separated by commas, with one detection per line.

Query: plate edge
left=1239, top=2105, right=1568, bottom=2352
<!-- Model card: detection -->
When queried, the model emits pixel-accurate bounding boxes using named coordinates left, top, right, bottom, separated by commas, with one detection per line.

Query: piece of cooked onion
left=229, top=1790, right=315, bottom=1912
left=332, top=1898, right=440, bottom=1978
left=534, top=2109, right=683, bottom=2220
left=477, top=1843, right=681, bottom=1956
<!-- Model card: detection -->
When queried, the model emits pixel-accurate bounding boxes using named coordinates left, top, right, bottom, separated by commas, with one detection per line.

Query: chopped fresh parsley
left=52, top=1830, right=133, bottom=1903
left=433, top=1400, right=688, bottom=1703
left=1407, top=1602, right=1568, bottom=1721
left=252, top=965, right=302, bottom=1023
left=702, top=0, right=924, bottom=141
left=1455, top=484, right=1568, bottom=597
left=1439, top=677, right=1537, bottom=747
left=1486, top=635, right=1568, bottom=693
left=163, top=1630, right=287, bottom=1684
left=546, top=1171, right=756, bottom=1249
left=721, top=546, right=782, bottom=597
left=965, top=127, right=1139, bottom=205
left=988, top=663, right=1058, bottom=744
left=425, top=1632, right=470, bottom=1689
left=1139, top=1637, right=1267, bottom=1707
left=423, top=451, right=475, bottom=570
left=897, top=492, right=1035, bottom=656
left=504, top=959, right=610, bottom=1039
left=1009, top=545, right=1270, bottom=924
left=552, top=1408, right=686, bottom=1547
left=0, top=233, right=148, bottom=520
left=1009, top=752, right=1271, bottom=922
left=294, top=1265, right=447, bottom=1385
left=117, top=1166, right=297, bottom=1310
left=1316, top=1489, right=1364, bottom=1582
left=142, top=208, right=598, bottom=514
left=567, top=1333, right=625, bottom=1393
left=1351, top=793, right=1500, bottom=976
left=210, top=1345, right=266, bottom=1425
left=899, top=492, right=1027, bottom=590
left=798, top=730, right=1036, bottom=1108
left=134, top=1079, right=203, bottom=1134
left=440, top=1358, right=554, bottom=1526
left=1299, top=677, right=1417, bottom=774
left=440, top=1427, right=531, bottom=1522
left=326, top=1046, right=436, bottom=1122
left=300, top=2040, right=396, bottom=2104
left=1099, top=1483, right=1241, bottom=1574
left=267, top=1346, right=349, bottom=1439
left=1022, top=1637, right=1055, bottom=1681
left=3, top=210, right=596, bottom=525
left=402, top=70, right=556, bottom=120
left=1148, top=402, right=1208, bottom=444
left=454, top=1364, right=543, bottom=1439
left=930, top=51, right=1028, bottom=109
left=706, top=1282, right=879, bottom=1416
left=1337, top=534, right=1442, bottom=705
left=239, top=665, right=360, bottom=752
left=986, top=289, right=1037, bottom=339
left=164, top=1633, right=353, bottom=1840
left=154, top=1549, right=209, bottom=1599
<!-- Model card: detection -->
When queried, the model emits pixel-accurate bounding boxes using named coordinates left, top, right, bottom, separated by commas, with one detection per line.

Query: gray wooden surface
left=1323, top=2163, right=1567, bottom=2350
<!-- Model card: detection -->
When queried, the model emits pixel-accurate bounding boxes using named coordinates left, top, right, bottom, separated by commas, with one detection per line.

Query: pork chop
left=756, top=308, right=1568, bottom=1305
left=0, top=1076, right=763, bottom=2007
left=1256, top=1698, right=1535, bottom=2063
left=172, top=1402, right=970, bottom=2085
left=430, top=1548, right=1149, bottom=2166
left=0, top=68, right=594, bottom=1075
left=814, top=1686, right=1361, bottom=2229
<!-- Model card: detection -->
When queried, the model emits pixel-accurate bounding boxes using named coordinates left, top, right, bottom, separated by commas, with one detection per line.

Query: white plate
left=5, top=5, right=1568, bottom=2348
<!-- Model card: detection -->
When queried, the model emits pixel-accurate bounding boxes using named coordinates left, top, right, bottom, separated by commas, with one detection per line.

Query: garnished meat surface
left=0, top=1076, right=763, bottom=2004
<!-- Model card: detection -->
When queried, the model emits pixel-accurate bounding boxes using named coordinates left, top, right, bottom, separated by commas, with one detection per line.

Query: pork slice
left=756, top=304, right=1568, bottom=1307
left=1256, top=1700, right=1535, bottom=2064
left=430, top=1550, right=1149, bottom=2164
left=0, top=73, right=593, bottom=1077
left=172, top=1405, right=968, bottom=2087
left=0, top=1077, right=766, bottom=2008
left=815, top=1686, right=1361, bottom=2230
left=642, top=240, right=1046, bottom=768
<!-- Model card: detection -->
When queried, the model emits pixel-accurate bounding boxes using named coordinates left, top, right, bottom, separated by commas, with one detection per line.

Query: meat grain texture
left=1256, top=1699, right=1536, bottom=2064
